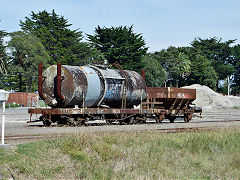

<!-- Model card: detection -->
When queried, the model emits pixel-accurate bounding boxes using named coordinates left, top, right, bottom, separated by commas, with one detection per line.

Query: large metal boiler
left=39, top=62, right=146, bottom=108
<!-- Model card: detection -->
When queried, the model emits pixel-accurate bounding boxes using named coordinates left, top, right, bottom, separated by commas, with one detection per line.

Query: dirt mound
left=182, top=84, right=240, bottom=109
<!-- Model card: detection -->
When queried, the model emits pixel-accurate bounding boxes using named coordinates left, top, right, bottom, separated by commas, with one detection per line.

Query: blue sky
left=1, top=0, right=240, bottom=52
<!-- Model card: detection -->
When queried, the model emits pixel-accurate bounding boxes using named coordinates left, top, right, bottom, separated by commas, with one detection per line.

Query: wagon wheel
left=135, top=116, right=146, bottom=124
left=184, top=113, right=192, bottom=123
left=56, top=116, right=77, bottom=126
left=40, top=115, right=52, bottom=126
left=127, top=117, right=136, bottom=124
left=119, top=120, right=127, bottom=125
left=79, top=120, right=86, bottom=126
left=155, top=114, right=164, bottom=123
left=120, top=116, right=138, bottom=125
left=76, top=117, right=86, bottom=126
left=106, top=120, right=113, bottom=125
left=169, top=116, right=176, bottom=123
left=43, top=119, right=51, bottom=126
left=120, top=115, right=136, bottom=125
left=66, top=118, right=78, bottom=126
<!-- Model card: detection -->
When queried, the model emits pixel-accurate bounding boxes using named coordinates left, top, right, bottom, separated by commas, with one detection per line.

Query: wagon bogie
left=168, top=115, right=176, bottom=123
left=155, top=113, right=165, bottom=123
left=40, top=115, right=52, bottom=126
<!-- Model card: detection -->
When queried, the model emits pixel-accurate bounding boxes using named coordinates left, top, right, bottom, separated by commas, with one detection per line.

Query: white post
left=227, top=76, right=230, bottom=96
left=1, top=101, right=5, bottom=145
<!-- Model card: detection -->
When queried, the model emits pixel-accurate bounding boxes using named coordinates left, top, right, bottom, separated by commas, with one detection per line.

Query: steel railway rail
left=4, top=123, right=240, bottom=143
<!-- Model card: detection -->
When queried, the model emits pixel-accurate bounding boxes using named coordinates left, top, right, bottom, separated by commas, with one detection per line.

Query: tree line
left=1, top=9, right=240, bottom=95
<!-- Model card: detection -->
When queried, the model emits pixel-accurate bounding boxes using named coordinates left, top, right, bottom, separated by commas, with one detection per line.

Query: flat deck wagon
left=28, top=86, right=200, bottom=126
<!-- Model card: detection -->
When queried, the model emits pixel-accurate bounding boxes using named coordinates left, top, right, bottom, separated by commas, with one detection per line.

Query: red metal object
left=38, top=62, right=46, bottom=99
left=141, top=70, right=145, bottom=81
left=144, top=87, right=196, bottom=110
left=57, top=62, right=64, bottom=101
left=146, top=87, right=196, bottom=99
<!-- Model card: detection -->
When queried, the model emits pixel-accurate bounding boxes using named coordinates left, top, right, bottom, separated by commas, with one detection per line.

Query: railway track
left=189, top=119, right=240, bottom=123
left=2, top=108, right=240, bottom=144
left=43, top=118, right=240, bottom=126
left=3, top=122, right=240, bottom=142
left=3, top=134, right=63, bottom=142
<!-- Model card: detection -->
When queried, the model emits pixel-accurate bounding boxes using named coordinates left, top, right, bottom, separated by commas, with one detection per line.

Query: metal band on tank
left=88, top=65, right=107, bottom=106
left=78, top=66, right=102, bottom=107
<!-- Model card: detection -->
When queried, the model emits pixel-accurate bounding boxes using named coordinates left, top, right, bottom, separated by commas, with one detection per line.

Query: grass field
left=0, top=128, right=239, bottom=179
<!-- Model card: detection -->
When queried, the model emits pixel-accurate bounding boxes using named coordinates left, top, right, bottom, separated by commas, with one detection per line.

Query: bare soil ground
left=1, top=107, right=240, bottom=144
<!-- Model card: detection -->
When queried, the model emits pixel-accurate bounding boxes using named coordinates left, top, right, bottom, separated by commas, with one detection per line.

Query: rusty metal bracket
left=170, top=99, right=178, bottom=109
left=141, top=70, right=145, bottom=81
left=176, top=99, right=184, bottom=110
left=57, top=62, right=65, bottom=101
left=183, top=99, right=190, bottom=110
left=38, top=62, right=46, bottom=100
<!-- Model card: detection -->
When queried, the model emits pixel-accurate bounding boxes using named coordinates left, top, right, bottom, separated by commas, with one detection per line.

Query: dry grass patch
left=0, top=128, right=239, bottom=179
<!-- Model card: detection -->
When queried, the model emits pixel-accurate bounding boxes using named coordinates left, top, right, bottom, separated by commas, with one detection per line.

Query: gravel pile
left=182, top=84, right=240, bottom=109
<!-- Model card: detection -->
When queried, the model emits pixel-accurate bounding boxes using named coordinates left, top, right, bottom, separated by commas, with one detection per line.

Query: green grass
left=0, top=128, right=240, bottom=179
left=0, top=103, right=19, bottom=108
left=233, top=105, right=240, bottom=109
left=39, top=99, right=47, bottom=107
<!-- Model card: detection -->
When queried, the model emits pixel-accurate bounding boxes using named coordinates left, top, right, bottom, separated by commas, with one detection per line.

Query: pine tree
left=141, top=54, right=167, bottom=87
left=20, top=10, right=99, bottom=65
left=189, top=54, right=218, bottom=90
left=0, top=29, right=7, bottom=73
left=7, top=31, right=50, bottom=92
left=191, top=37, right=235, bottom=81
left=153, top=46, right=191, bottom=87
left=88, top=25, right=148, bottom=71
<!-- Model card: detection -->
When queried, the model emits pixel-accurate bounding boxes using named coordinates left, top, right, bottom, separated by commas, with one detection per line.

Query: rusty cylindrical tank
left=40, top=63, right=146, bottom=108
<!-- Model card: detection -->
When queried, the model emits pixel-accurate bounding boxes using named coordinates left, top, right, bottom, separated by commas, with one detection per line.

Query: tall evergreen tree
left=154, top=46, right=191, bottom=87
left=7, top=31, right=50, bottom=92
left=188, top=54, right=218, bottom=90
left=20, top=10, right=98, bottom=65
left=231, top=44, right=240, bottom=94
left=191, top=37, right=235, bottom=85
left=0, top=29, right=8, bottom=89
left=0, top=29, right=7, bottom=73
left=141, top=54, right=167, bottom=87
left=88, top=25, right=148, bottom=71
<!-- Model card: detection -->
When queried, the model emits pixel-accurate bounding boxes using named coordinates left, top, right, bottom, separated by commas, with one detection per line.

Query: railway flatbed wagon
left=28, top=62, right=201, bottom=126
left=28, top=106, right=196, bottom=126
